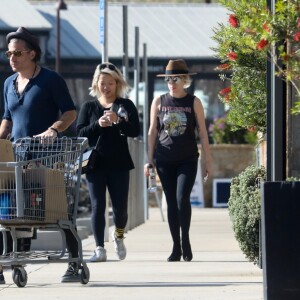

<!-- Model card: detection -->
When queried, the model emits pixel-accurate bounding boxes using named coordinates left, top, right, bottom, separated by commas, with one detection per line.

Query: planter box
left=262, top=181, right=300, bottom=300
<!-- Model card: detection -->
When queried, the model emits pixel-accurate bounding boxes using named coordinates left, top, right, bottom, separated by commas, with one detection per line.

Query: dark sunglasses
left=165, top=76, right=182, bottom=84
left=99, top=63, right=117, bottom=72
left=5, top=50, right=30, bottom=58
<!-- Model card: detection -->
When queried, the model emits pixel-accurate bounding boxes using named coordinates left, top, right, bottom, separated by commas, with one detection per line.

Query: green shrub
left=228, top=165, right=266, bottom=264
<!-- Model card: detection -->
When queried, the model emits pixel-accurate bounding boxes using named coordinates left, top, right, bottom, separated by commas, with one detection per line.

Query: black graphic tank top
left=156, top=93, right=199, bottom=163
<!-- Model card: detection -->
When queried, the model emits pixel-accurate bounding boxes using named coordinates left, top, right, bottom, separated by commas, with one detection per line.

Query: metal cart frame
left=0, top=137, right=89, bottom=287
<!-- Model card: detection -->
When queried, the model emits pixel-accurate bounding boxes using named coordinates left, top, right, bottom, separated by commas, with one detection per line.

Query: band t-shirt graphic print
left=163, top=108, right=188, bottom=137
left=156, top=93, right=199, bottom=163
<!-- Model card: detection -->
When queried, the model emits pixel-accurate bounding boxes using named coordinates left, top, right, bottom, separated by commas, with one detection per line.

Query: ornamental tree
left=212, top=0, right=300, bottom=132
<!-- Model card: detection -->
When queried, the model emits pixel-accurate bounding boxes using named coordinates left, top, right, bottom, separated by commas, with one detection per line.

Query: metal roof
left=1, top=1, right=229, bottom=60
left=33, top=2, right=228, bottom=60
left=0, top=0, right=51, bottom=31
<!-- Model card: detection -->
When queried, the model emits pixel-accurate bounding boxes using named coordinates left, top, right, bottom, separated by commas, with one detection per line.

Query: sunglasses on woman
left=5, top=50, right=30, bottom=58
left=164, top=76, right=182, bottom=84
left=99, top=63, right=117, bottom=71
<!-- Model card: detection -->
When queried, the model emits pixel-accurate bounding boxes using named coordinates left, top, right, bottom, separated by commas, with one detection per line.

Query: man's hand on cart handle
left=33, top=127, right=58, bottom=140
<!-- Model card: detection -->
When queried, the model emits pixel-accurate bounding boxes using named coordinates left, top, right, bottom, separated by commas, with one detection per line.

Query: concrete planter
left=201, top=144, right=256, bottom=207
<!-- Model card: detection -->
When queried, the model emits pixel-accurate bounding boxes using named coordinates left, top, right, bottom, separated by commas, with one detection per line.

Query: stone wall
left=201, top=144, right=256, bottom=207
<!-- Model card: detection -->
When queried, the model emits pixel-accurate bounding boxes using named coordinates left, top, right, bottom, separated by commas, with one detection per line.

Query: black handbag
left=81, top=136, right=102, bottom=174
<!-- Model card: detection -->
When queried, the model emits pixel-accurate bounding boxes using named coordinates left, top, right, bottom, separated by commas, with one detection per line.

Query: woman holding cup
left=77, top=63, right=140, bottom=262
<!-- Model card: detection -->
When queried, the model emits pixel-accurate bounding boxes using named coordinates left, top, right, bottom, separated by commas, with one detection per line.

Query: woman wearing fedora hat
left=144, top=59, right=212, bottom=262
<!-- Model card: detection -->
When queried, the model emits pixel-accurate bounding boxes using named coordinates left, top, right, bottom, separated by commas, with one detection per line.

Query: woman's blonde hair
left=89, top=63, right=130, bottom=98
left=182, top=75, right=192, bottom=89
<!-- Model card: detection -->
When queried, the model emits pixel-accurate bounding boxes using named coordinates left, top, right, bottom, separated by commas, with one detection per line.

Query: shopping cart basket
left=0, top=137, right=89, bottom=287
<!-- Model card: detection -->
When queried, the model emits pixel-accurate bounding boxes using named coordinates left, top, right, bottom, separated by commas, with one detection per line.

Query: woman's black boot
left=167, top=244, right=182, bottom=262
left=182, top=238, right=193, bottom=262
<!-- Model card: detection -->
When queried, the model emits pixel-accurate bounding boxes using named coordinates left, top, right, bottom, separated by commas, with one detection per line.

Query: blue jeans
left=86, top=169, right=129, bottom=247
left=156, top=160, right=197, bottom=247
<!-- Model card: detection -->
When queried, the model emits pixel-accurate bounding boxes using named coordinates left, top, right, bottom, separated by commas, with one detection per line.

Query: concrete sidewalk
left=0, top=208, right=263, bottom=300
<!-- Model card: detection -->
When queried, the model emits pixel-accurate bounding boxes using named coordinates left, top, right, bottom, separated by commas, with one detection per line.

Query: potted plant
left=212, top=2, right=300, bottom=295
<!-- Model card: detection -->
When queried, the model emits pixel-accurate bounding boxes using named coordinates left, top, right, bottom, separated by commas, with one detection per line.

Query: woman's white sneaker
left=112, top=231, right=126, bottom=260
left=89, top=246, right=107, bottom=262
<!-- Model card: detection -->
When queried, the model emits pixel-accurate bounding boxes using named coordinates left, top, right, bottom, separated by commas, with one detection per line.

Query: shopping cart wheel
left=12, top=267, right=28, bottom=288
left=79, top=265, right=90, bottom=284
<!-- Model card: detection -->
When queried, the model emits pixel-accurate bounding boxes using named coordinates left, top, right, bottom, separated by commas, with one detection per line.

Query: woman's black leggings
left=156, top=160, right=198, bottom=247
left=86, top=169, right=129, bottom=247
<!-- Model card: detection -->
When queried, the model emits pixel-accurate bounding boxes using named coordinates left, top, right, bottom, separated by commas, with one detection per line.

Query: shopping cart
left=0, top=137, right=89, bottom=287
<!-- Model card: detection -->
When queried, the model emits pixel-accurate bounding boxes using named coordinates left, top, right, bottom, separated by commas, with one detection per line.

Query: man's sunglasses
left=99, top=63, right=117, bottom=72
left=165, top=76, right=182, bottom=84
left=5, top=50, right=30, bottom=58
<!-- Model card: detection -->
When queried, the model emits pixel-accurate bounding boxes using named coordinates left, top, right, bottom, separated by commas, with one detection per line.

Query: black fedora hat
left=157, top=59, right=197, bottom=77
left=6, top=27, right=41, bottom=54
